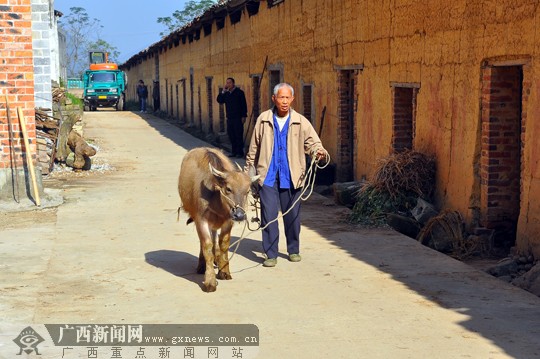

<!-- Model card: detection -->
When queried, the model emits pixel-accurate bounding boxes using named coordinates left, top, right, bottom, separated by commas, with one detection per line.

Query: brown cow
left=178, top=147, right=258, bottom=292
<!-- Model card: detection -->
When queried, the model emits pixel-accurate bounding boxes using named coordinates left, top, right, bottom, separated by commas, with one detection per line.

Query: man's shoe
left=263, top=258, right=277, bottom=267
left=289, top=254, right=301, bottom=262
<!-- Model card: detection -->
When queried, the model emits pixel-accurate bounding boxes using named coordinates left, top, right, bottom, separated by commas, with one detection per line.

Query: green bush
left=348, top=183, right=417, bottom=225
left=65, top=92, right=83, bottom=107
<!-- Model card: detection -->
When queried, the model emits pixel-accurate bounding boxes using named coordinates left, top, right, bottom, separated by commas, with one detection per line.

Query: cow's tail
left=177, top=206, right=194, bottom=225
left=177, top=206, right=182, bottom=222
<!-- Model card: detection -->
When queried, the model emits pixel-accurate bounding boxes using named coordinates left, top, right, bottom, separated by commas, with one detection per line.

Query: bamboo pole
left=17, top=107, right=41, bottom=206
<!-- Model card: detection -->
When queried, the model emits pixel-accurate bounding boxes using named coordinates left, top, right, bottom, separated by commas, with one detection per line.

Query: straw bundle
left=348, top=150, right=435, bottom=225
left=372, top=150, right=436, bottom=200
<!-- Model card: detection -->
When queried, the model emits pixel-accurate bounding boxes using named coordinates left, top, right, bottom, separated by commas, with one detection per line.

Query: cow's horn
left=251, top=175, right=260, bottom=183
left=235, top=162, right=243, bottom=172
left=209, top=163, right=226, bottom=179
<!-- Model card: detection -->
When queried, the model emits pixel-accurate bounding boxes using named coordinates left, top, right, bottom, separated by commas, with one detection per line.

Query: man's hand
left=315, top=149, right=328, bottom=163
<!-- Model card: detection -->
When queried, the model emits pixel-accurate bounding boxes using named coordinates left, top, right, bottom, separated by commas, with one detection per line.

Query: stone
left=386, top=213, right=422, bottom=239
left=511, top=263, right=540, bottom=296
left=411, top=198, right=438, bottom=225
left=487, top=258, right=519, bottom=277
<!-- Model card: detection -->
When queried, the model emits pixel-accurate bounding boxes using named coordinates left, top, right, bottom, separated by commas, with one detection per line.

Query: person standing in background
left=137, top=80, right=148, bottom=113
left=217, top=77, right=248, bottom=158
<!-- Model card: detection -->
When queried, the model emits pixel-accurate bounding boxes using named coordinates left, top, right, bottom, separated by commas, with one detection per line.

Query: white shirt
left=275, top=113, right=289, bottom=131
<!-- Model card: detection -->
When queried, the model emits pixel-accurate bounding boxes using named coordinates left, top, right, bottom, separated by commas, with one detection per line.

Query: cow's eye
left=225, top=187, right=232, bottom=194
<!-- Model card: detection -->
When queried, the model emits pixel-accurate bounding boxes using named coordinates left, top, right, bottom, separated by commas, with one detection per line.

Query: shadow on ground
left=140, top=113, right=540, bottom=357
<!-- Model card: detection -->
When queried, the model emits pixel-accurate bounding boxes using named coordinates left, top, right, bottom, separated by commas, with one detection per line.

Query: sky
left=53, top=0, right=191, bottom=63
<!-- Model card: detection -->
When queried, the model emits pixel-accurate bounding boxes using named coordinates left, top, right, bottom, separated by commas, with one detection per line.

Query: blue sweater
left=263, top=114, right=292, bottom=188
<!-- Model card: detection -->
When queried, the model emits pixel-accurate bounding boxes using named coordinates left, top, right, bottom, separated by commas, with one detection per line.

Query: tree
left=59, top=7, right=119, bottom=77
left=157, top=0, right=220, bottom=36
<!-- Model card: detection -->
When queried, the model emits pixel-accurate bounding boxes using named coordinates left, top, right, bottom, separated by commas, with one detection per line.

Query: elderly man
left=246, top=83, right=328, bottom=267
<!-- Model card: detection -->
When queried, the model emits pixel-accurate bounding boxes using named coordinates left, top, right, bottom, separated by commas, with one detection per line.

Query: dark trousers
left=139, top=97, right=147, bottom=112
left=259, top=180, right=302, bottom=259
left=153, top=98, right=160, bottom=111
left=227, top=117, right=244, bottom=156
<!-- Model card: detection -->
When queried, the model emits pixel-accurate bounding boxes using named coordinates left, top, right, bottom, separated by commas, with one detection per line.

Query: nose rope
left=219, top=188, right=246, bottom=214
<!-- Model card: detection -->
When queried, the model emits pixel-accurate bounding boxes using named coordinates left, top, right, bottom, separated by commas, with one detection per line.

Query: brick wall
left=392, top=87, right=416, bottom=153
left=336, top=70, right=355, bottom=182
left=0, top=0, right=40, bottom=201
left=480, top=66, right=524, bottom=229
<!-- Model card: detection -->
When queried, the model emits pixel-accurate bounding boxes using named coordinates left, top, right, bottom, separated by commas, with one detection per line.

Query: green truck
left=83, top=51, right=127, bottom=111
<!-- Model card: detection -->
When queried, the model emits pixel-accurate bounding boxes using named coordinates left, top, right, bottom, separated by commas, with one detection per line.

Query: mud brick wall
left=122, top=0, right=540, bottom=257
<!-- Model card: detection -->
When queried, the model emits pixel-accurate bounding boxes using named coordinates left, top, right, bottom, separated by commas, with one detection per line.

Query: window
left=90, top=73, right=115, bottom=83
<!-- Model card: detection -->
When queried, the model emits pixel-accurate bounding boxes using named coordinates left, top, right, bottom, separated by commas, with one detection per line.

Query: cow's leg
left=216, top=221, right=233, bottom=280
left=196, top=244, right=205, bottom=274
left=211, top=229, right=219, bottom=267
left=195, top=220, right=217, bottom=292
left=198, top=230, right=217, bottom=273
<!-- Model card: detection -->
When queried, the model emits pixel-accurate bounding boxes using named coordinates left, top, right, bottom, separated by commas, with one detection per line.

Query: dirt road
left=1, top=110, right=540, bottom=358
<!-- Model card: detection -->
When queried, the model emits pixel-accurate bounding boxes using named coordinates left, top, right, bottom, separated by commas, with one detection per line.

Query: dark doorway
left=206, top=78, right=213, bottom=133
left=480, top=65, right=524, bottom=252
left=391, top=85, right=418, bottom=153
left=336, top=70, right=357, bottom=182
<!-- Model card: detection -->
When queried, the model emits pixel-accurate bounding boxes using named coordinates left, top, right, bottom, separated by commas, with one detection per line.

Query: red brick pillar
left=0, top=0, right=41, bottom=203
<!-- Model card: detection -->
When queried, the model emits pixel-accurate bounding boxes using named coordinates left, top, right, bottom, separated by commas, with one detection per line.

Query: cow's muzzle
left=231, top=206, right=246, bottom=222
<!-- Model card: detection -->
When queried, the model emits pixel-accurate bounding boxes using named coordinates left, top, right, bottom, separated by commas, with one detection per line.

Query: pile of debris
left=347, top=150, right=435, bottom=225
left=35, top=86, right=96, bottom=174
left=344, top=149, right=540, bottom=297
left=35, top=108, right=60, bottom=175
left=52, top=86, right=66, bottom=103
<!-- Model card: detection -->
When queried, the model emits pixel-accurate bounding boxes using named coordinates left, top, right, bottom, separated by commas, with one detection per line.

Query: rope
left=227, top=152, right=331, bottom=262
left=179, top=152, right=331, bottom=275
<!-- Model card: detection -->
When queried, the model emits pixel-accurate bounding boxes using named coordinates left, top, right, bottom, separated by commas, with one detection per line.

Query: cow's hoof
left=217, top=271, right=232, bottom=280
left=204, top=282, right=217, bottom=292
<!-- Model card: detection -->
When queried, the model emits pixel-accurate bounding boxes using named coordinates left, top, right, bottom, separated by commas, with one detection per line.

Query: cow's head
left=209, top=163, right=259, bottom=221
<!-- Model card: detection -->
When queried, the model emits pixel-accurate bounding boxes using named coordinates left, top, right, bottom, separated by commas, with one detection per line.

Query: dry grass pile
left=372, top=149, right=436, bottom=200
left=417, top=210, right=489, bottom=259
left=349, top=150, right=435, bottom=225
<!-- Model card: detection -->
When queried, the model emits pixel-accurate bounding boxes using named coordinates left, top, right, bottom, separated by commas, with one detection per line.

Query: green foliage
left=157, top=0, right=218, bottom=36
left=65, top=92, right=83, bottom=107
left=348, top=184, right=417, bottom=226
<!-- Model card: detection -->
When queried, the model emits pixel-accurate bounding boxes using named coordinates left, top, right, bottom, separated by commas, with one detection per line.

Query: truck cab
left=83, top=52, right=127, bottom=111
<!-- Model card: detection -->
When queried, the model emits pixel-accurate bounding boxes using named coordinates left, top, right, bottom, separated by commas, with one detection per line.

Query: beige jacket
left=246, top=108, right=326, bottom=189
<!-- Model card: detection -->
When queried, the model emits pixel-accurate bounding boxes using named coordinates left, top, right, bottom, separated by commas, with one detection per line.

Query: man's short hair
left=273, top=83, right=294, bottom=96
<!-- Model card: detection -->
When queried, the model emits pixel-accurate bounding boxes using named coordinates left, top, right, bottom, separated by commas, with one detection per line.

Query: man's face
left=225, top=79, right=234, bottom=89
left=272, top=86, right=294, bottom=116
